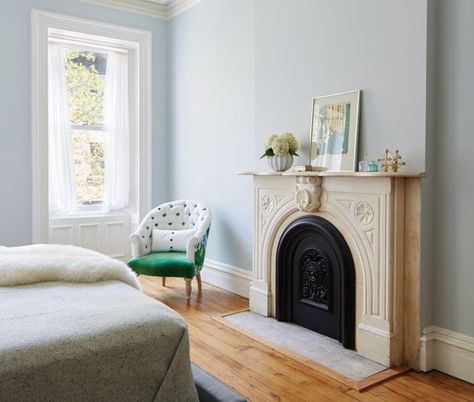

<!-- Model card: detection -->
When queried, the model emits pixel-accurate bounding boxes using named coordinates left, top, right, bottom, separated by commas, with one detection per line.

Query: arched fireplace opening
left=276, top=215, right=355, bottom=349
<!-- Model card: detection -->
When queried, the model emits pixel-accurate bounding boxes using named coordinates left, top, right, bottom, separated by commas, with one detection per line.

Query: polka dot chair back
left=146, top=201, right=208, bottom=230
left=131, top=200, right=211, bottom=257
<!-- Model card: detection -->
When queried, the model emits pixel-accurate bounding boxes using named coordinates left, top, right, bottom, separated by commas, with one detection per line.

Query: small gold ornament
left=377, top=149, right=406, bottom=173
left=293, top=165, right=314, bottom=172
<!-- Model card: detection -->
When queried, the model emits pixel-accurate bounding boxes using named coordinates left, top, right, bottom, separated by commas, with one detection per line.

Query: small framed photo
left=310, top=90, right=360, bottom=171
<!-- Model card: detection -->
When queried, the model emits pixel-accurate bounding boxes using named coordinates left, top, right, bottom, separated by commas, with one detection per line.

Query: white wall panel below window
left=50, top=214, right=131, bottom=261
left=50, top=225, right=74, bottom=244
left=79, top=223, right=100, bottom=252
left=104, top=221, right=128, bottom=259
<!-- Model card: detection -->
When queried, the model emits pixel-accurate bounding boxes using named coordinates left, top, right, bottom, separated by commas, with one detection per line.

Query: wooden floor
left=140, top=276, right=474, bottom=402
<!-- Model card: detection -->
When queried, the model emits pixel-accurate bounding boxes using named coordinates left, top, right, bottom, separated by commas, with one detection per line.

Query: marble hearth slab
left=223, top=311, right=386, bottom=382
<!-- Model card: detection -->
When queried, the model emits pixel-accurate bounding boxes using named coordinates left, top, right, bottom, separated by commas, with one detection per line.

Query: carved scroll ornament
left=295, top=176, right=322, bottom=212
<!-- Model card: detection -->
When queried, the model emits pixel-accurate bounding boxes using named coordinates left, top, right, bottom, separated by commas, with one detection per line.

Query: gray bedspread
left=0, top=280, right=198, bottom=402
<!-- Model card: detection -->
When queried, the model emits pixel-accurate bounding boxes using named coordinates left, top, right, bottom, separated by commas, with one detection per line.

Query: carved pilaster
left=295, top=176, right=322, bottom=212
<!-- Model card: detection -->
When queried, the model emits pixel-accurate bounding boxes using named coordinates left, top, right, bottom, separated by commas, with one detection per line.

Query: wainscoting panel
left=104, top=221, right=128, bottom=259
left=50, top=213, right=131, bottom=261
left=79, top=224, right=101, bottom=252
left=50, top=225, right=74, bottom=245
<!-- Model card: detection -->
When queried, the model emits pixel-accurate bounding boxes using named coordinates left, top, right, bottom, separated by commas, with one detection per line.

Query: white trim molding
left=31, top=10, right=152, bottom=243
left=166, top=0, right=202, bottom=19
left=420, top=326, right=474, bottom=384
left=201, top=259, right=251, bottom=298
left=77, top=0, right=202, bottom=20
left=78, top=0, right=167, bottom=19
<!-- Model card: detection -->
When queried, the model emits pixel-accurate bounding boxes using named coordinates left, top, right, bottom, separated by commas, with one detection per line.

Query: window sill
left=50, top=209, right=130, bottom=219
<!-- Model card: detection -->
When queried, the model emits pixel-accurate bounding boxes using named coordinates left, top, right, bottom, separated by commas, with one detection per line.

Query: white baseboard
left=420, top=326, right=474, bottom=384
left=201, top=259, right=251, bottom=298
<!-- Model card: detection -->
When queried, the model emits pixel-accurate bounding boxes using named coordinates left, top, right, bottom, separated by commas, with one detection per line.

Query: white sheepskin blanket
left=0, top=244, right=140, bottom=290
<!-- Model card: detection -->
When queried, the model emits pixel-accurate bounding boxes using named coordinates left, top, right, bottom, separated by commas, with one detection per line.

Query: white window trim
left=31, top=10, right=152, bottom=243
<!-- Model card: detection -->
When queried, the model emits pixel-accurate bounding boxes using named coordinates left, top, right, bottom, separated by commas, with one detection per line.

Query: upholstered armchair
left=128, top=200, right=211, bottom=301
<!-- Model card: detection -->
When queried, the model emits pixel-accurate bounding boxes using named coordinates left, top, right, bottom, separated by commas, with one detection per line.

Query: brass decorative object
left=293, top=165, right=328, bottom=172
left=377, top=149, right=406, bottom=173
left=293, top=165, right=314, bottom=172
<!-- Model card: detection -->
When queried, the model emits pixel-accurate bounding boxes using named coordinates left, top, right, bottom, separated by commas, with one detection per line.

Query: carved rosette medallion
left=295, top=176, right=322, bottom=212
left=261, top=194, right=275, bottom=213
left=354, top=201, right=374, bottom=225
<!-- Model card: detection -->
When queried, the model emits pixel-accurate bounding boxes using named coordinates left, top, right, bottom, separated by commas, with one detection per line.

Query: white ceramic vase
left=267, top=154, right=293, bottom=171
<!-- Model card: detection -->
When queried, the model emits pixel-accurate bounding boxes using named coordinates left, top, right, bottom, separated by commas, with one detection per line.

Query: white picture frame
left=310, top=90, right=360, bottom=171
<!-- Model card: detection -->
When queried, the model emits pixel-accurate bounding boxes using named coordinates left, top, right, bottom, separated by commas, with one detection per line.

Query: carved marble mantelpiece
left=240, top=171, right=424, bottom=368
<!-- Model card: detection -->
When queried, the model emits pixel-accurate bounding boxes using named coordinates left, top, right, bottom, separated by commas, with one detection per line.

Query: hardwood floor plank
left=365, top=383, right=417, bottom=402
left=392, top=373, right=472, bottom=402
left=189, top=321, right=346, bottom=400
left=344, top=388, right=413, bottom=402
left=356, top=366, right=410, bottom=391
left=189, top=324, right=354, bottom=401
left=420, top=370, right=474, bottom=400
left=190, top=341, right=278, bottom=401
left=140, top=276, right=474, bottom=402
left=191, top=318, right=353, bottom=392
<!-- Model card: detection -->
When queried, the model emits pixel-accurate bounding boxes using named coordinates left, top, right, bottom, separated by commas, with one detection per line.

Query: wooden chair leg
left=162, top=277, right=166, bottom=287
left=196, top=272, right=202, bottom=291
left=184, top=278, right=192, bottom=302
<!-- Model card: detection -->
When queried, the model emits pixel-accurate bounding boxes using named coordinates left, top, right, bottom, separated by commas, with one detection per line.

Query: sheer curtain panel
left=48, top=44, right=76, bottom=214
left=104, top=51, right=130, bottom=211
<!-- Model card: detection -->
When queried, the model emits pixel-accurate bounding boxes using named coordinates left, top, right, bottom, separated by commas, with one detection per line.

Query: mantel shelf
left=237, top=170, right=426, bottom=178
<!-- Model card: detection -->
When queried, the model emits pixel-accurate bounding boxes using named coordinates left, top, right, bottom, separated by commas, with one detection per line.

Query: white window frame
left=31, top=10, right=152, bottom=243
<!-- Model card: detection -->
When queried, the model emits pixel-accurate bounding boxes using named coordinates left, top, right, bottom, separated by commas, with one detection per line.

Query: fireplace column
left=249, top=175, right=325, bottom=316
left=249, top=174, right=297, bottom=316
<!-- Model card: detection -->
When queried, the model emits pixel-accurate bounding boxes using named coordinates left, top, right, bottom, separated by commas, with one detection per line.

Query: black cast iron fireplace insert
left=276, top=215, right=355, bottom=349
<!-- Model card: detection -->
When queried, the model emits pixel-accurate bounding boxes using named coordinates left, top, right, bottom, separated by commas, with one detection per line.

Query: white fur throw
left=0, top=244, right=140, bottom=290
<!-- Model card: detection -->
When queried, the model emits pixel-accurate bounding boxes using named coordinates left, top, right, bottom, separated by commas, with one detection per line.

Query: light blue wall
left=0, top=0, right=169, bottom=246
left=430, top=0, right=474, bottom=336
left=168, top=0, right=428, bottom=272
left=168, top=0, right=255, bottom=269
left=254, top=0, right=427, bottom=172
left=420, top=0, right=438, bottom=331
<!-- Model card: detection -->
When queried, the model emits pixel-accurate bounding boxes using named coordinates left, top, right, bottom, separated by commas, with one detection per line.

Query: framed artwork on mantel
left=310, top=90, right=360, bottom=171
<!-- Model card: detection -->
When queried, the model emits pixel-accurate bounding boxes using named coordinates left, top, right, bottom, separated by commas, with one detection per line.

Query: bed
left=0, top=244, right=198, bottom=402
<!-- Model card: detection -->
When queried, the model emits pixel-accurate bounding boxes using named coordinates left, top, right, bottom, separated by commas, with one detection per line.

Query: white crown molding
left=166, top=0, right=202, bottom=19
left=420, top=326, right=474, bottom=384
left=77, top=0, right=202, bottom=20
left=201, top=259, right=251, bottom=298
left=78, top=0, right=167, bottom=19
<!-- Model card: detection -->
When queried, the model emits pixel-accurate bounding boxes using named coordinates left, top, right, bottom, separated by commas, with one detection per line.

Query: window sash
left=70, top=123, right=105, bottom=131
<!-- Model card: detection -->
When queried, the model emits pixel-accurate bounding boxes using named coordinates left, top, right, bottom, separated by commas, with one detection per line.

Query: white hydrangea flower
left=272, top=137, right=290, bottom=155
left=281, top=132, right=298, bottom=153
left=264, top=134, right=278, bottom=150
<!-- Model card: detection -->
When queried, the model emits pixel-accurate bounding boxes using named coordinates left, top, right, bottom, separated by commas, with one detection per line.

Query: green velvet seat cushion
left=128, top=251, right=197, bottom=278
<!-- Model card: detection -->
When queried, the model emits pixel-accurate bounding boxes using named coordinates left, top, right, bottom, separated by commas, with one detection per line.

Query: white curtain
left=48, top=44, right=76, bottom=214
left=104, top=51, right=130, bottom=211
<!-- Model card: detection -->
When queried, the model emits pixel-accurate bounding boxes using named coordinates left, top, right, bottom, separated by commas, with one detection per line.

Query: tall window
left=48, top=37, right=130, bottom=214
left=32, top=11, right=151, bottom=245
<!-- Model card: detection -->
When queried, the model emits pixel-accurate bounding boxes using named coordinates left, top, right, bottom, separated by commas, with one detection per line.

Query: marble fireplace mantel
left=240, top=171, right=424, bottom=368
